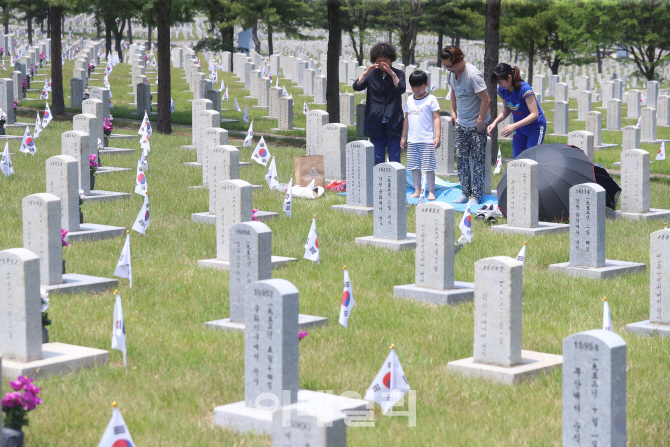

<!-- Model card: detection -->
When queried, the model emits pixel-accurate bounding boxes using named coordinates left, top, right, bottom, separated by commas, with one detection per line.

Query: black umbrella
left=594, top=164, right=621, bottom=210
left=497, top=143, right=596, bottom=222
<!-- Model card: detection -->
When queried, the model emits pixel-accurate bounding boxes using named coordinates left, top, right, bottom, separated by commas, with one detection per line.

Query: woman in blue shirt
left=487, top=63, right=546, bottom=158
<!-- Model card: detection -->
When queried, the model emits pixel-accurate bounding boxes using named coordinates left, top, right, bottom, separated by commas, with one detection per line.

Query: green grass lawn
left=3, top=53, right=670, bottom=446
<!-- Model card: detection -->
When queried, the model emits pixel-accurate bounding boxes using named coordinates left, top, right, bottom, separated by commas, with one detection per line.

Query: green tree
left=421, top=0, right=484, bottom=66
left=193, top=0, right=238, bottom=53
left=148, top=0, right=193, bottom=133
left=501, top=0, right=549, bottom=82
left=16, top=0, right=50, bottom=46
left=554, top=0, right=616, bottom=74
left=376, top=0, right=423, bottom=65
left=340, top=0, right=383, bottom=66
left=607, top=0, right=670, bottom=81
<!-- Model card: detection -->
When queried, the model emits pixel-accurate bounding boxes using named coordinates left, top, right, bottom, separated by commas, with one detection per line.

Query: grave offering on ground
left=549, top=183, right=646, bottom=279
left=447, top=256, right=563, bottom=384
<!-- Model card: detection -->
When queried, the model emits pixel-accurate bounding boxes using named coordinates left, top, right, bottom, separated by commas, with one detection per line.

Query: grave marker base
left=270, top=127, right=306, bottom=132
left=108, top=133, right=137, bottom=139
left=393, top=281, right=474, bottom=306
left=213, top=389, right=367, bottom=435
left=595, top=143, right=618, bottom=150
left=221, top=118, right=240, bottom=124
left=96, top=167, right=133, bottom=174
left=548, top=259, right=646, bottom=279
left=491, top=222, right=569, bottom=236
left=626, top=320, right=670, bottom=337
left=2, top=343, right=109, bottom=380
left=81, top=191, right=131, bottom=203
left=354, top=234, right=417, bottom=251
left=331, top=204, right=373, bottom=216
left=99, top=148, right=137, bottom=156
left=191, top=209, right=274, bottom=224
left=206, top=314, right=327, bottom=332
left=43, top=273, right=118, bottom=294
left=181, top=145, right=195, bottom=150
left=435, top=172, right=460, bottom=182
left=447, top=350, right=563, bottom=385
left=607, top=209, right=670, bottom=221
left=640, top=139, right=663, bottom=144
left=197, top=255, right=297, bottom=271
left=66, top=224, right=126, bottom=243
left=183, top=162, right=201, bottom=168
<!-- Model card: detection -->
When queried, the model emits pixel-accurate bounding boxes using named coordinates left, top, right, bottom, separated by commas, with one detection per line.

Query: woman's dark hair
left=490, top=63, right=524, bottom=90
left=370, top=42, right=397, bottom=63
left=409, top=70, right=428, bottom=87
left=439, top=45, right=464, bottom=64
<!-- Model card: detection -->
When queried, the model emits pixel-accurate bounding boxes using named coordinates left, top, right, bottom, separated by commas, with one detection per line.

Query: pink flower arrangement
left=299, top=332, right=309, bottom=341
left=39, top=51, right=45, bottom=61
left=0, top=46, right=4, bottom=55
left=252, top=209, right=259, bottom=221
left=62, top=229, right=70, bottom=247
left=14, top=100, right=18, bottom=110
left=90, top=154, right=99, bottom=175
left=103, top=118, right=113, bottom=136
left=1, top=375, right=43, bottom=428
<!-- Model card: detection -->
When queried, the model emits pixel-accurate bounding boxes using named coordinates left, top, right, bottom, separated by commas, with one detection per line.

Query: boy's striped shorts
left=406, top=142, right=436, bottom=171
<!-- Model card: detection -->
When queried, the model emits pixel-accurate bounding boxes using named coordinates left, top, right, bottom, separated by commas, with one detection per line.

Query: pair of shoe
left=475, top=204, right=502, bottom=224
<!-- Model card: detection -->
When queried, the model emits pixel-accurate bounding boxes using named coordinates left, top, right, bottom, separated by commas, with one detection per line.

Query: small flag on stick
left=111, top=291, right=127, bottom=367
left=304, top=215, right=319, bottom=263
left=364, top=344, right=411, bottom=414
left=603, top=297, right=613, bottom=332
left=98, top=402, right=134, bottom=447
left=339, top=266, right=355, bottom=327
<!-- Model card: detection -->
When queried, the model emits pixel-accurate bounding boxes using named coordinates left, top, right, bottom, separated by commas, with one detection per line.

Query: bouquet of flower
left=103, top=118, right=113, bottom=137
left=14, top=100, right=18, bottom=110
left=1, top=376, right=43, bottom=428
left=150, top=94, right=153, bottom=101
left=83, top=89, right=90, bottom=100
left=30, top=64, right=34, bottom=75
left=39, top=52, right=45, bottom=61
left=41, top=287, right=51, bottom=328
left=22, top=77, right=27, bottom=94
left=145, top=54, right=149, bottom=63
left=0, top=108, right=7, bottom=128
left=0, top=45, right=4, bottom=57
left=90, top=154, right=99, bottom=175
left=87, top=63, right=92, bottom=75
left=61, top=229, right=70, bottom=247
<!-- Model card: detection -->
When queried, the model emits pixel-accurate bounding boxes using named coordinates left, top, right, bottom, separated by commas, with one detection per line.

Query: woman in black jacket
left=353, top=42, right=406, bottom=166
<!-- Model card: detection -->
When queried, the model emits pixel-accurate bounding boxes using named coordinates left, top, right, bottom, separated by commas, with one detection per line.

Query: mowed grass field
left=2, top=47, right=670, bottom=446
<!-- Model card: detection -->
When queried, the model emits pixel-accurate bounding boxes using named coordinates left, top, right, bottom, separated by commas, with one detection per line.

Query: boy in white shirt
left=401, top=70, right=441, bottom=200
